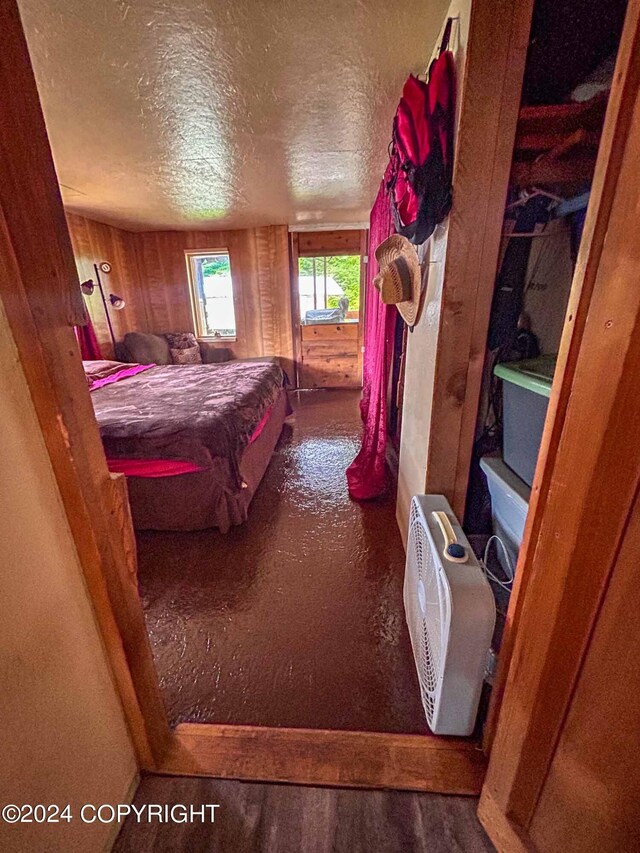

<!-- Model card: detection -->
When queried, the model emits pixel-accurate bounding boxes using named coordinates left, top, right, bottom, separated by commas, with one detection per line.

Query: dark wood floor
left=113, top=775, right=494, bottom=852
left=137, top=389, right=428, bottom=733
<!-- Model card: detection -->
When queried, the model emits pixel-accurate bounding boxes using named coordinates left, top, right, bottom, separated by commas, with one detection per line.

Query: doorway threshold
left=157, top=724, right=486, bottom=795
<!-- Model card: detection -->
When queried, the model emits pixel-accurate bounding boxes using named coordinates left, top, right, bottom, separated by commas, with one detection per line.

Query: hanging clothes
left=487, top=194, right=552, bottom=352
left=346, top=182, right=396, bottom=500
left=385, top=19, right=456, bottom=245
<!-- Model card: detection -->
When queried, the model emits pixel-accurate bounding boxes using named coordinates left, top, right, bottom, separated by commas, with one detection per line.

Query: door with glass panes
left=290, top=230, right=366, bottom=389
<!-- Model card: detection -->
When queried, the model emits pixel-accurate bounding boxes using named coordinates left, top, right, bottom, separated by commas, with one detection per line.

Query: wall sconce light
left=109, top=294, right=126, bottom=310
left=79, top=261, right=126, bottom=350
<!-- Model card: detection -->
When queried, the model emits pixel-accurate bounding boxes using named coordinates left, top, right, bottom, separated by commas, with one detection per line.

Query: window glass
left=297, top=255, right=360, bottom=324
left=187, top=251, right=236, bottom=338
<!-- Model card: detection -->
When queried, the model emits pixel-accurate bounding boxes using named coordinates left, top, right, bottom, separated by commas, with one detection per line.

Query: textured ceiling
left=18, top=0, right=448, bottom=231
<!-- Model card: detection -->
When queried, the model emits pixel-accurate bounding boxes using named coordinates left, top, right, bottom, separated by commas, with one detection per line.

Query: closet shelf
left=510, top=93, right=607, bottom=189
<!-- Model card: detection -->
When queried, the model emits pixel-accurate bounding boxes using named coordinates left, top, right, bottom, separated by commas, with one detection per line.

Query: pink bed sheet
left=106, top=458, right=204, bottom=478
left=106, top=401, right=276, bottom=478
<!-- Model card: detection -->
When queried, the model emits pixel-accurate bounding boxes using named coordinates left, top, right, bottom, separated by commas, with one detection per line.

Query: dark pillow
left=200, top=344, right=233, bottom=364
left=122, top=332, right=172, bottom=365
left=114, top=341, right=131, bottom=362
left=237, top=355, right=281, bottom=367
left=166, top=332, right=202, bottom=364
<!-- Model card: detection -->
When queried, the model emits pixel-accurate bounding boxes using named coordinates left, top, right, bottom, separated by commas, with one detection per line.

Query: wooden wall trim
left=161, top=724, right=487, bottom=795
left=476, top=791, right=530, bottom=853
left=423, top=0, right=535, bottom=516
left=480, top=0, right=640, bottom=834
left=0, top=0, right=170, bottom=770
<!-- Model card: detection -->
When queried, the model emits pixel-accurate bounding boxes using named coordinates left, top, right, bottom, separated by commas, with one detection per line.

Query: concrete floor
left=137, top=389, right=427, bottom=733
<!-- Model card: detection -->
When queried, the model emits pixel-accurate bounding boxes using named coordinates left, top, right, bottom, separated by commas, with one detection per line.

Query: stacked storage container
left=494, top=355, right=556, bottom=487
left=480, top=355, right=556, bottom=574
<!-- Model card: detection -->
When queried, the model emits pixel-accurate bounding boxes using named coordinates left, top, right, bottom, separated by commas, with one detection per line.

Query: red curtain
left=346, top=182, right=396, bottom=499
left=74, top=311, right=102, bottom=360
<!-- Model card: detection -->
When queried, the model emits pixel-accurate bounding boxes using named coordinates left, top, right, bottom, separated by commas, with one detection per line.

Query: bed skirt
left=125, top=389, right=290, bottom=532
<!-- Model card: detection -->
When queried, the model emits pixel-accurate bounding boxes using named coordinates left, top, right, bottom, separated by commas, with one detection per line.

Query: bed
left=85, top=359, right=290, bottom=532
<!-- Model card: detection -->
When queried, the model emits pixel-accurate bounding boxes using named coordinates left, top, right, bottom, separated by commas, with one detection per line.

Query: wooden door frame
left=288, top=232, right=302, bottom=388
left=0, top=0, right=170, bottom=772
left=479, top=0, right=640, bottom=844
left=289, top=228, right=366, bottom=390
left=357, top=228, right=368, bottom=382
left=15, top=0, right=637, bottom=804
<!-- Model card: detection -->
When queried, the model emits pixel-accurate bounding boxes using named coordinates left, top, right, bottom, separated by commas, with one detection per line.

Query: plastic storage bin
left=480, top=455, right=531, bottom=575
left=494, top=355, right=556, bottom=486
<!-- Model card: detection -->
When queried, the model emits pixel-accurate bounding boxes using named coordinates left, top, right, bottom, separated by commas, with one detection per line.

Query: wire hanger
left=502, top=186, right=569, bottom=238
left=505, top=187, right=565, bottom=212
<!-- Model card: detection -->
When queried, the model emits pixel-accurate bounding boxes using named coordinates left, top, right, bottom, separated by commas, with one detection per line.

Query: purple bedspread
left=91, top=361, right=284, bottom=491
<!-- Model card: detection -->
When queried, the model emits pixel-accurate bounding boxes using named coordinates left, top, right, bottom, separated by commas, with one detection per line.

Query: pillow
left=122, top=332, right=171, bottom=365
left=166, top=332, right=202, bottom=365
left=171, top=345, right=202, bottom=364
left=200, top=344, right=233, bottom=364
left=165, top=331, right=198, bottom=350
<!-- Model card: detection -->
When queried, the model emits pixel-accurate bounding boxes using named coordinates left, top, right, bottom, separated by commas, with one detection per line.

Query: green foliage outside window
left=202, top=255, right=231, bottom=277
left=298, top=255, right=360, bottom=310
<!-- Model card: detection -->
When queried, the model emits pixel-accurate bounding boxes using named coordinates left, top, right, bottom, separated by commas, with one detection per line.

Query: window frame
left=185, top=249, right=237, bottom=341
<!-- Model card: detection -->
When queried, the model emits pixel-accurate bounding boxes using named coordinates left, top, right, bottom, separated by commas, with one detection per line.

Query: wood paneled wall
left=132, top=226, right=293, bottom=378
left=67, top=213, right=147, bottom=357
left=396, top=1, right=472, bottom=543
left=296, top=229, right=362, bottom=256
left=67, top=215, right=294, bottom=378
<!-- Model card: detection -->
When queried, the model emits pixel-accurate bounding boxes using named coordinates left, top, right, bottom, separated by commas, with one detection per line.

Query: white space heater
left=404, top=495, right=495, bottom=736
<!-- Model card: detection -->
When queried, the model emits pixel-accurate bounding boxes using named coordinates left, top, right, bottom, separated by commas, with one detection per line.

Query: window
left=297, top=255, right=361, bottom=324
left=186, top=251, right=237, bottom=339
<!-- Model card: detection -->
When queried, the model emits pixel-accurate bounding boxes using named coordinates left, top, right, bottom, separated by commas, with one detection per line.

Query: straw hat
left=373, top=235, right=423, bottom=328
